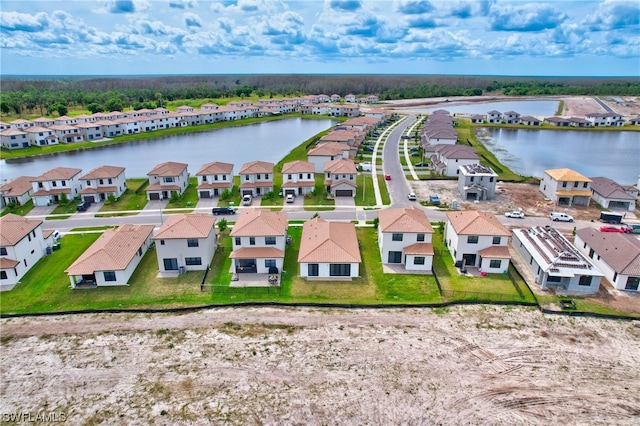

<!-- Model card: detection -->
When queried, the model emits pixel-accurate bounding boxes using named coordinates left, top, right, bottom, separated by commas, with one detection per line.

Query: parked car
left=599, top=212, right=624, bottom=224
left=363, top=147, right=374, bottom=152
left=429, top=195, right=441, bottom=205
left=51, top=230, right=61, bottom=241
left=409, top=147, right=420, bottom=152
left=550, top=212, right=574, bottom=222
left=286, top=194, right=295, bottom=203
left=76, top=200, right=91, bottom=212
left=242, top=194, right=252, bottom=206
left=212, top=206, right=236, bottom=215
left=411, top=152, right=420, bottom=157
left=600, top=225, right=632, bottom=233
left=408, top=192, right=417, bottom=201
left=384, top=174, right=391, bottom=180
left=505, top=210, right=525, bottom=219
left=360, top=162, right=372, bottom=172
left=414, top=162, right=428, bottom=167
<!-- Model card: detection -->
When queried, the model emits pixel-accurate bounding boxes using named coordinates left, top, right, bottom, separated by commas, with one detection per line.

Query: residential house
left=30, top=167, right=83, bottom=206
left=513, top=226, right=603, bottom=294
left=238, top=161, right=274, bottom=197
left=544, top=117, right=571, bottom=127
left=585, top=112, right=625, bottom=127
left=281, top=160, right=315, bottom=196
left=0, top=176, right=35, bottom=208
left=502, top=111, right=521, bottom=124
left=79, top=165, right=127, bottom=203
left=366, top=95, right=379, bottom=104
left=75, top=122, right=104, bottom=141
left=469, top=114, right=485, bottom=124
left=329, top=105, right=361, bottom=117
left=345, top=94, right=356, bottom=103
left=153, top=214, right=217, bottom=273
left=519, top=115, right=542, bottom=126
left=65, top=224, right=154, bottom=287
left=48, top=124, right=83, bottom=143
left=539, top=168, right=591, bottom=206
left=330, top=94, right=341, bottom=102
left=458, top=164, right=498, bottom=201
left=24, top=126, right=59, bottom=146
left=0, top=128, right=30, bottom=149
left=229, top=209, right=288, bottom=274
left=589, top=176, right=637, bottom=211
left=196, top=162, right=234, bottom=198
left=486, top=110, right=502, bottom=123
left=427, top=144, right=479, bottom=177
left=444, top=211, right=511, bottom=273
left=575, top=228, right=640, bottom=292
left=146, top=161, right=189, bottom=201
left=298, top=217, right=361, bottom=278
left=377, top=207, right=434, bottom=272
left=324, top=158, right=358, bottom=197
left=307, top=142, right=351, bottom=173
left=0, top=214, right=52, bottom=289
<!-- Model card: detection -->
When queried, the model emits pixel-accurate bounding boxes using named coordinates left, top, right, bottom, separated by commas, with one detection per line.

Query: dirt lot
left=1, top=306, right=639, bottom=425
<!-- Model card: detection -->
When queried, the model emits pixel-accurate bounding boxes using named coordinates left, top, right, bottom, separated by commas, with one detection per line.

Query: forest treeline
left=1, top=74, right=639, bottom=116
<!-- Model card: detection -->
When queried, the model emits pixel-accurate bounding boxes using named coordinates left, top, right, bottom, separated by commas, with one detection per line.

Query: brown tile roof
left=589, top=177, right=636, bottom=201
left=545, top=168, right=591, bottom=182
left=238, top=182, right=274, bottom=189
left=230, top=209, right=287, bottom=237
left=308, top=142, right=349, bottom=156
left=197, top=182, right=232, bottom=189
left=378, top=207, right=434, bottom=233
left=324, top=158, right=357, bottom=174
left=239, top=161, right=274, bottom=175
left=147, top=161, right=188, bottom=177
left=32, top=167, right=82, bottom=182
left=0, top=257, right=20, bottom=269
left=0, top=214, right=42, bottom=246
left=65, top=224, right=154, bottom=275
left=576, top=228, right=640, bottom=275
left=403, top=242, right=434, bottom=255
left=196, top=162, right=234, bottom=176
left=282, top=160, right=314, bottom=174
left=478, top=246, right=511, bottom=259
left=281, top=181, right=315, bottom=188
left=229, top=247, right=284, bottom=259
left=446, top=211, right=510, bottom=236
left=32, top=188, right=74, bottom=197
left=320, top=130, right=356, bottom=143
left=0, top=176, right=36, bottom=197
left=80, top=165, right=126, bottom=180
left=80, top=186, right=117, bottom=194
left=298, top=218, right=361, bottom=263
left=153, top=214, right=216, bottom=240
left=146, top=183, right=181, bottom=191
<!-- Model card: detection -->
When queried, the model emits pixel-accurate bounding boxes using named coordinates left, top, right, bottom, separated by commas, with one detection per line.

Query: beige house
left=239, top=161, right=274, bottom=197
left=378, top=207, right=434, bottom=272
left=307, top=142, right=351, bottom=173
left=30, top=167, right=83, bottom=207
left=230, top=209, right=287, bottom=274
left=298, top=217, right=361, bottom=278
left=79, top=165, right=127, bottom=204
left=324, top=158, right=358, bottom=197
left=146, top=161, right=189, bottom=201
left=196, top=162, right=234, bottom=198
left=66, top=224, right=155, bottom=288
left=281, top=160, right=315, bottom=196
left=539, top=168, right=591, bottom=207
left=0, top=176, right=35, bottom=208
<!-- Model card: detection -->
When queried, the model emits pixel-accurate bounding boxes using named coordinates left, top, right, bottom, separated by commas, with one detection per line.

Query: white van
left=242, top=194, right=252, bottom=206
left=550, top=212, right=574, bottom=222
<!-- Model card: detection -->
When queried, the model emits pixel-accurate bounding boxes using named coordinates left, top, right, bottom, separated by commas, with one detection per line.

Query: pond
left=402, top=100, right=559, bottom=117
left=2, top=118, right=336, bottom=180
left=476, top=128, right=640, bottom=184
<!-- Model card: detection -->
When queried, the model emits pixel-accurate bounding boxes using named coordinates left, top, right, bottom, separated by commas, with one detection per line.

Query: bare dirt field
left=1, top=306, right=639, bottom=425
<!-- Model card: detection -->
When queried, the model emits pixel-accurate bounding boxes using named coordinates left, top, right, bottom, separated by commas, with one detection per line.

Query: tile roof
left=403, top=242, right=434, bottom=255
left=589, top=177, right=636, bottom=201
left=32, top=167, right=82, bottom=181
left=80, top=165, right=126, bottom=180
left=65, top=224, right=154, bottom=275
left=230, top=209, right=288, bottom=237
left=0, top=257, right=20, bottom=269
left=545, top=168, right=591, bottom=182
left=0, top=176, right=36, bottom=197
left=576, top=228, right=640, bottom=275
left=308, top=142, right=350, bottom=156
left=196, top=162, right=234, bottom=176
left=378, top=207, right=434, bottom=233
left=153, top=214, right=216, bottom=240
left=239, top=161, right=274, bottom=175
left=282, top=160, right=314, bottom=174
left=147, top=161, right=188, bottom=177
left=229, top=247, right=285, bottom=259
left=298, top=218, right=361, bottom=263
left=446, top=211, right=511, bottom=236
left=324, top=158, right=357, bottom=174
left=146, top=183, right=181, bottom=191
left=0, top=214, right=43, bottom=246
left=478, top=246, right=512, bottom=259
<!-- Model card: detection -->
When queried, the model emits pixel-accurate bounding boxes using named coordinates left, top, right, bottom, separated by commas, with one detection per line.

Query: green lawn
left=164, top=177, right=199, bottom=210
left=98, top=179, right=149, bottom=213
left=0, top=199, right=34, bottom=217
left=355, top=173, right=378, bottom=207
left=536, top=294, right=636, bottom=317
left=48, top=199, right=78, bottom=216
left=303, top=175, right=335, bottom=211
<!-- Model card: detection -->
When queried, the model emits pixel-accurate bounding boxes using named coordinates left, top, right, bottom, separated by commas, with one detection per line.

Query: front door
left=163, top=258, right=179, bottom=271
left=388, top=251, right=402, bottom=264
left=462, top=253, right=477, bottom=266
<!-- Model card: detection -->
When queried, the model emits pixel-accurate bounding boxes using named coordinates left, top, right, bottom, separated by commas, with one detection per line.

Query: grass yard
left=377, top=174, right=391, bottom=205
left=164, top=177, right=199, bottom=210
left=303, top=175, right=335, bottom=210
left=0, top=199, right=34, bottom=217
left=98, top=179, right=149, bottom=212
left=536, top=294, right=636, bottom=317
left=355, top=173, right=378, bottom=207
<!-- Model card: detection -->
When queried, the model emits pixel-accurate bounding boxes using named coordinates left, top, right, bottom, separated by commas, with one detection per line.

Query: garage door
left=199, top=191, right=210, bottom=198
left=149, top=193, right=160, bottom=200
left=242, top=190, right=253, bottom=196
left=84, top=196, right=95, bottom=203
left=335, top=190, right=353, bottom=197
left=284, top=189, right=296, bottom=195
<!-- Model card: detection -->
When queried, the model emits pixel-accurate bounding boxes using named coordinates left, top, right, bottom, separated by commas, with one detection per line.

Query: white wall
left=1, top=225, right=47, bottom=286
left=155, top=231, right=217, bottom=272
left=299, top=262, right=359, bottom=278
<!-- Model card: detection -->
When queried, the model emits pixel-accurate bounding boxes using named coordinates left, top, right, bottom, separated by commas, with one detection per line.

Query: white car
left=286, top=194, right=295, bottom=203
left=408, top=192, right=417, bottom=201
left=505, top=210, right=525, bottom=219
left=360, top=162, right=372, bottom=172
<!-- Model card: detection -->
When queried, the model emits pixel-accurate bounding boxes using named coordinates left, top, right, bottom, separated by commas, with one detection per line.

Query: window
left=388, top=251, right=402, bottom=263
left=588, top=248, right=594, bottom=259
left=467, top=236, right=479, bottom=244
left=52, top=181, right=57, bottom=187
left=86, top=180, right=91, bottom=186
left=574, top=182, right=579, bottom=188
left=579, top=275, right=593, bottom=287
left=625, top=277, right=639, bottom=291
left=265, top=236, right=276, bottom=245
left=470, top=176, right=475, bottom=182
left=160, top=240, right=165, bottom=245
left=265, top=174, right=269, bottom=180
left=249, top=237, right=255, bottom=246
left=265, top=259, right=276, bottom=268
left=0, top=271, right=6, bottom=280
left=489, top=177, right=494, bottom=182
left=222, top=175, right=227, bottom=181
left=329, top=264, right=351, bottom=276
left=0, top=247, right=6, bottom=256
left=61, top=180, right=66, bottom=187
left=613, top=273, right=618, bottom=282
left=583, top=182, right=588, bottom=188
left=235, top=237, right=241, bottom=246
left=547, top=275, right=562, bottom=283
left=308, top=264, right=319, bottom=276
left=163, top=177, right=174, bottom=183
left=414, top=256, right=425, bottom=265
left=99, top=179, right=104, bottom=185
left=562, top=182, right=567, bottom=188
left=417, top=233, right=425, bottom=242
left=138, top=247, right=143, bottom=256
left=492, top=236, right=501, bottom=245
left=187, top=239, right=199, bottom=247
left=307, top=174, right=311, bottom=179
left=108, top=178, right=113, bottom=184
left=103, top=271, right=117, bottom=282
left=245, top=175, right=250, bottom=181
left=185, top=257, right=202, bottom=266
left=392, top=233, right=403, bottom=241
left=489, top=259, right=502, bottom=269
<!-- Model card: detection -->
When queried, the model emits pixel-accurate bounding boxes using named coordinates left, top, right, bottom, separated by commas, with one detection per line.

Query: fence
left=440, top=289, right=524, bottom=302
left=208, top=285, right=281, bottom=295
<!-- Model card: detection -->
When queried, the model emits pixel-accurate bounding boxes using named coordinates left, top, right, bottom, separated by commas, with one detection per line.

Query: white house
left=486, top=110, right=502, bottom=123
left=153, top=214, right=217, bottom=273
left=65, top=224, right=154, bottom=288
left=324, top=158, right=357, bottom=197
left=0, top=214, right=52, bottom=290
left=575, top=228, right=640, bottom=292
left=281, top=160, right=315, bottom=196
left=444, top=211, right=511, bottom=273
left=229, top=209, right=288, bottom=275
left=513, top=226, right=603, bottom=294
left=0, top=128, right=30, bottom=149
left=589, top=176, right=636, bottom=211
left=24, top=126, right=59, bottom=146
left=196, top=162, right=234, bottom=198
left=539, top=168, right=591, bottom=207
left=0, top=176, right=35, bottom=208
left=307, top=142, right=351, bottom=173
left=79, top=165, right=127, bottom=203
left=585, top=112, right=625, bottom=127
left=377, top=207, right=434, bottom=272
left=146, top=161, right=189, bottom=201
left=298, top=217, right=361, bottom=279
left=502, top=111, right=521, bottom=124
left=458, top=164, right=498, bottom=201
left=30, top=167, right=83, bottom=207
left=238, top=161, right=274, bottom=197
left=75, top=122, right=104, bottom=141
left=427, top=144, right=480, bottom=177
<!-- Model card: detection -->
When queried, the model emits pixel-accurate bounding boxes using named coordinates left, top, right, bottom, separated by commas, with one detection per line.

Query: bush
left=220, top=189, right=231, bottom=201
left=170, top=192, right=180, bottom=202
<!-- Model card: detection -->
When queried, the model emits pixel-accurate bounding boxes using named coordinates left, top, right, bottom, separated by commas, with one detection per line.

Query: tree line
left=1, top=74, right=638, bottom=117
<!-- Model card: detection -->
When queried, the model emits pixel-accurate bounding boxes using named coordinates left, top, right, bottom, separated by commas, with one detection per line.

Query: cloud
left=584, top=0, right=640, bottom=31
left=0, top=11, right=49, bottom=32
left=489, top=3, right=567, bottom=32
left=184, top=12, right=202, bottom=28
left=260, top=11, right=306, bottom=45
left=407, top=16, right=436, bottom=29
left=109, top=0, right=136, bottom=14
left=329, top=1, right=362, bottom=12
left=169, top=0, right=197, bottom=9
left=396, top=0, right=433, bottom=15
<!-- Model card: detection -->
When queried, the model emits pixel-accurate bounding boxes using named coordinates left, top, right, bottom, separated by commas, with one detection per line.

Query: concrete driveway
left=334, top=196, right=356, bottom=207
left=27, top=205, right=56, bottom=217
left=143, top=200, right=169, bottom=211
left=196, top=197, right=219, bottom=210
left=283, top=195, right=304, bottom=208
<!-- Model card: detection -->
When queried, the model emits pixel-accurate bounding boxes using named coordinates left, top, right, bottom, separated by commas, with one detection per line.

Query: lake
left=403, top=100, right=559, bottom=117
left=1, top=118, right=336, bottom=180
left=477, top=128, right=640, bottom=184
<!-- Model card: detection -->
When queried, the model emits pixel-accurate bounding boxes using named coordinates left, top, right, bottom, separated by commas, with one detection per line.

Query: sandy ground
left=1, top=306, right=639, bottom=425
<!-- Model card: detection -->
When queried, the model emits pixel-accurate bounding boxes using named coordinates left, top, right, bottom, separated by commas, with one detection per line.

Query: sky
left=1, top=0, right=639, bottom=77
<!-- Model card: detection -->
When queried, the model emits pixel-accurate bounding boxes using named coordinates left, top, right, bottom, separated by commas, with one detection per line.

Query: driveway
left=196, top=197, right=219, bottom=210
left=283, top=195, right=304, bottom=208
left=334, top=197, right=356, bottom=207
left=143, top=200, right=169, bottom=211
left=27, top=205, right=56, bottom=217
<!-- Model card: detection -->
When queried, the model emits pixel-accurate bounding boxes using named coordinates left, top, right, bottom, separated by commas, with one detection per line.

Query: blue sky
left=1, top=0, right=639, bottom=76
